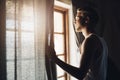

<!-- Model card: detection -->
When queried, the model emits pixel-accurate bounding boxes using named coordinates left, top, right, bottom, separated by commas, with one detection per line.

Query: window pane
left=6, top=19, right=15, bottom=29
left=54, top=11, right=63, bottom=33
left=21, top=60, right=35, bottom=80
left=57, top=65, right=64, bottom=77
left=57, top=56, right=65, bottom=77
left=21, top=32, right=35, bottom=59
left=58, top=77, right=65, bottom=80
left=58, top=55, right=65, bottom=62
left=6, top=31, right=15, bottom=60
left=21, top=20, right=34, bottom=31
left=7, top=61, right=15, bottom=80
left=54, top=34, right=64, bottom=54
left=6, top=0, right=15, bottom=29
left=21, top=0, right=34, bottom=31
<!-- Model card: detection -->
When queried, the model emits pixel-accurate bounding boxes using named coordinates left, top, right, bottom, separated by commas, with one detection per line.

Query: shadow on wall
left=107, top=57, right=120, bottom=80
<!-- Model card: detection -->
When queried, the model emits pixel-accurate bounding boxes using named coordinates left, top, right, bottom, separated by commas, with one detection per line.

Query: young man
left=49, top=6, right=108, bottom=80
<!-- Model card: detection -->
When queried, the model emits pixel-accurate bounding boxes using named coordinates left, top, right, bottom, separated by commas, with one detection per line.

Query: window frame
left=54, top=5, right=70, bottom=80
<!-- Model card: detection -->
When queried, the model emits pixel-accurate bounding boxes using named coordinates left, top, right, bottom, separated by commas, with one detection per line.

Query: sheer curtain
left=6, top=0, right=54, bottom=80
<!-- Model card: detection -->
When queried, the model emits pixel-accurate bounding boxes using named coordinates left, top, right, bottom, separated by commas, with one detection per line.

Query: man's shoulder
left=87, top=34, right=100, bottom=42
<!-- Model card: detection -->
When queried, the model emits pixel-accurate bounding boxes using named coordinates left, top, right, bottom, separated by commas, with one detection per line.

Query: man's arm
left=49, top=35, right=99, bottom=79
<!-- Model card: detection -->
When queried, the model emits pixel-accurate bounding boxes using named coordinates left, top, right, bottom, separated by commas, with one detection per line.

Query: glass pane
left=58, top=55, right=65, bottom=62
left=21, top=32, right=35, bottom=59
left=7, top=61, right=15, bottom=80
left=21, top=0, right=34, bottom=31
left=54, top=11, right=64, bottom=33
left=21, top=20, right=34, bottom=31
left=6, top=0, right=15, bottom=15
left=21, top=60, right=35, bottom=80
left=6, top=31, right=15, bottom=60
left=54, top=34, right=64, bottom=54
left=58, top=77, right=65, bottom=80
left=57, top=65, right=64, bottom=77
left=6, top=19, right=15, bottom=29
left=6, top=0, right=15, bottom=29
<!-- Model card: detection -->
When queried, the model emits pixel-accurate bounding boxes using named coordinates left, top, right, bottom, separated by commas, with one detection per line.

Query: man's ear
left=85, top=16, right=90, bottom=24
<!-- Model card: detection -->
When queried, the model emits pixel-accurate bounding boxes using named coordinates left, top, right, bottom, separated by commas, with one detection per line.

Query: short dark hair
left=77, top=6, right=99, bottom=31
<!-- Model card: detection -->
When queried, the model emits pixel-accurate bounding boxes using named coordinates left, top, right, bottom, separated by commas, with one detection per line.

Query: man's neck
left=81, top=28, right=92, bottom=39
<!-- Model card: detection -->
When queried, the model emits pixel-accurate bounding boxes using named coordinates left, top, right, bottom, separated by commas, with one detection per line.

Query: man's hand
left=48, top=46, right=57, bottom=62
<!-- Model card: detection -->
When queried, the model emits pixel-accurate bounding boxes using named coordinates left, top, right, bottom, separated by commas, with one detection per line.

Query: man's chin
left=75, top=29, right=81, bottom=32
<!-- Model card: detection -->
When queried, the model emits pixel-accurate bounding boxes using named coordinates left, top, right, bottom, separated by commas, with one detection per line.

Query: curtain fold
left=45, top=0, right=57, bottom=80
left=0, top=0, right=7, bottom=80
left=34, top=0, right=48, bottom=80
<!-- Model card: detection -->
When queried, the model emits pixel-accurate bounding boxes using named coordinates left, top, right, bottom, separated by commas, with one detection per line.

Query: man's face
left=74, top=11, right=84, bottom=32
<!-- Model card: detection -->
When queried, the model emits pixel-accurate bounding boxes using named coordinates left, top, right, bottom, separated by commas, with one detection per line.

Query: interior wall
left=98, top=0, right=120, bottom=79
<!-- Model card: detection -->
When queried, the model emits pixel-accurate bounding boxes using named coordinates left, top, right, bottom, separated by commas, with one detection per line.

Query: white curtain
left=6, top=0, right=54, bottom=80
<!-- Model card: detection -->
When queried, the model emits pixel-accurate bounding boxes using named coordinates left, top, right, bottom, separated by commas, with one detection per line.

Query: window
left=6, top=0, right=35, bottom=80
left=54, top=6, right=69, bottom=80
left=6, top=0, right=69, bottom=80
